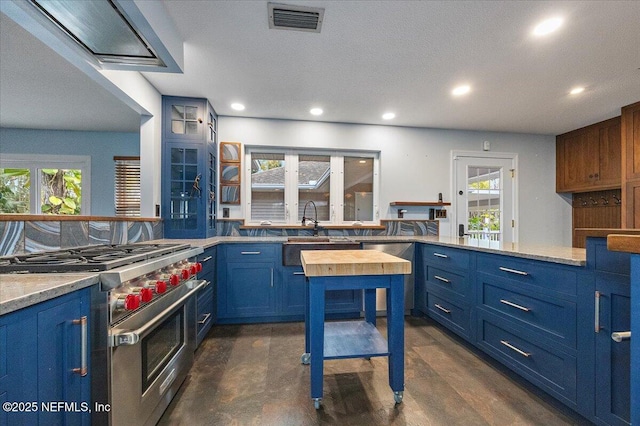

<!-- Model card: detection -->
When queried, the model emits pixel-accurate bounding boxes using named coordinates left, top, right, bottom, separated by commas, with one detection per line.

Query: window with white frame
left=245, top=148, right=379, bottom=225
left=0, top=154, right=90, bottom=215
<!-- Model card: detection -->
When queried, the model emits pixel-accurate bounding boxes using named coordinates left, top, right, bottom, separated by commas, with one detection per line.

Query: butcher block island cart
left=300, top=249, right=411, bottom=409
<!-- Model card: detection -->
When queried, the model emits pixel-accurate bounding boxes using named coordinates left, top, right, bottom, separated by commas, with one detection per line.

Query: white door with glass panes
left=453, top=153, right=517, bottom=245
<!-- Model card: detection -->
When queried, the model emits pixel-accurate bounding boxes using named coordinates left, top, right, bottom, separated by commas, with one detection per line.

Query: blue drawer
left=478, top=273, right=576, bottom=349
left=477, top=253, right=577, bottom=297
left=225, top=244, right=278, bottom=261
left=427, top=293, right=471, bottom=339
left=196, top=284, right=214, bottom=347
left=476, top=310, right=577, bottom=406
left=423, top=244, right=472, bottom=270
left=426, top=265, right=469, bottom=299
left=589, top=239, right=630, bottom=275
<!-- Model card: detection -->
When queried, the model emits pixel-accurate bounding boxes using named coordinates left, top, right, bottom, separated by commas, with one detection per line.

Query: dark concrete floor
left=158, top=316, right=589, bottom=425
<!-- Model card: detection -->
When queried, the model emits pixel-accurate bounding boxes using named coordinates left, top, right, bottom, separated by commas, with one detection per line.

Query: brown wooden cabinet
left=621, top=101, right=640, bottom=228
left=556, top=117, right=621, bottom=193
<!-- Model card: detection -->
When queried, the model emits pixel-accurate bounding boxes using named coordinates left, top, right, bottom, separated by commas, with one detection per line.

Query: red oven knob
left=155, top=280, right=167, bottom=294
left=181, top=269, right=190, bottom=280
left=124, top=294, right=140, bottom=310
left=169, top=274, right=180, bottom=286
left=195, top=262, right=203, bottom=272
left=140, top=288, right=153, bottom=303
left=189, top=264, right=198, bottom=275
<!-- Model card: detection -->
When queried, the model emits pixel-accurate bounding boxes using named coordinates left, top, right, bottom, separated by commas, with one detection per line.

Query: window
left=114, top=156, right=141, bottom=217
left=0, top=154, right=90, bottom=215
left=246, top=148, right=379, bottom=225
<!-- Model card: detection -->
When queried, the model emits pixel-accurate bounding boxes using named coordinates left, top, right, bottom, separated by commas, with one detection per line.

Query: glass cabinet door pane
left=185, top=106, right=198, bottom=120
left=171, top=165, right=183, bottom=181
left=171, top=148, right=184, bottom=163
left=184, top=149, right=198, bottom=164
left=185, top=122, right=198, bottom=134
left=171, top=121, right=185, bottom=134
left=171, top=105, right=184, bottom=120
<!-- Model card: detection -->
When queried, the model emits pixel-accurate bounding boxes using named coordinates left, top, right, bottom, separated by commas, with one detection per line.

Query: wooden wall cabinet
left=621, top=101, right=640, bottom=228
left=556, top=117, right=621, bottom=193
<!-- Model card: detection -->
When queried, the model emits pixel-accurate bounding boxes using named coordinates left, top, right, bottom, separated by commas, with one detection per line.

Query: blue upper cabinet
left=162, top=96, right=217, bottom=238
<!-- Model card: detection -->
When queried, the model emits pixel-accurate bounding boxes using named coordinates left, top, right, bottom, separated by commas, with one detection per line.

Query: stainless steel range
left=0, top=243, right=206, bottom=426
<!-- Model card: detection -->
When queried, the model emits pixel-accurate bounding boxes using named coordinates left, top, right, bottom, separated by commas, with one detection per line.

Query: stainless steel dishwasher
left=362, top=243, right=414, bottom=314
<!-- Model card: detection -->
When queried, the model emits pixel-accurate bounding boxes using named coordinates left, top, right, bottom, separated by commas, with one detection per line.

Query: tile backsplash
left=0, top=219, right=438, bottom=256
left=0, top=220, right=163, bottom=256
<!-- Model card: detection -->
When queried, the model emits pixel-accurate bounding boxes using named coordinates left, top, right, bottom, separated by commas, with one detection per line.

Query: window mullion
left=31, top=166, right=39, bottom=214
left=331, top=154, right=344, bottom=224
left=285, top=152, right=298, bottom=225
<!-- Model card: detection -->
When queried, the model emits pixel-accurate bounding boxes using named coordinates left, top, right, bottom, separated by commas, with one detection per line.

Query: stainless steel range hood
left=29, top=0, right=164, bottom=67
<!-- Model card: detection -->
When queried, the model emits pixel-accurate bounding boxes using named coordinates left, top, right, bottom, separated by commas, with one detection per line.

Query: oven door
left=109, top=279, right=205, bottom=426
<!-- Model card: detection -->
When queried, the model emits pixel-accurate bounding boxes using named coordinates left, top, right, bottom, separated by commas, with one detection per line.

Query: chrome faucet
left=301, top=200, right=320, bottom=236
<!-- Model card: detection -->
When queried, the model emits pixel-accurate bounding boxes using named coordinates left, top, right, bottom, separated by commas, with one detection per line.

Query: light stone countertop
left=0, top=273, right=99, bottom=315
left=151, top=235, right=587, bottom=266
left=0, top=235, right=586, bottom=316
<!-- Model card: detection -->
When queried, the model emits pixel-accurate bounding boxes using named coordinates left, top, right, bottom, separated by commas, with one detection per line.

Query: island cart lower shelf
left=300, top=249, right=411, bottom=409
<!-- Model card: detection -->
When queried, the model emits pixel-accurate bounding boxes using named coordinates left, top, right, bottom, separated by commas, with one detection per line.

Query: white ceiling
left=1, top=1, right=639, bottom=135
left=144, top=0, right=640, bottom=135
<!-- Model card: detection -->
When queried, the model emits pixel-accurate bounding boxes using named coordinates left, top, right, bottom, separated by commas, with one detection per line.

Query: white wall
left=100, top=70, right=162, bottom=218
left=219, top=117, right=573, bottom=246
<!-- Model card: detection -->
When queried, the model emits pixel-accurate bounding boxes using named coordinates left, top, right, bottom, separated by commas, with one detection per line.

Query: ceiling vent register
left=268, top=3, right=324, bottom=33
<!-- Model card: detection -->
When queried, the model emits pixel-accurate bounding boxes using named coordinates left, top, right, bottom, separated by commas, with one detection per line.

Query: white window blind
left=114, top=156, right=140, bottom=217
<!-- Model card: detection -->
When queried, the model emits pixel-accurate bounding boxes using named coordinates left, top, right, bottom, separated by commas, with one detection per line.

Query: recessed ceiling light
left=569, top=87, right=585, bottom=95
left=231, top=103, right=245, bottom=111
left=452, top=85, right=471, bottom=96
left=359, top=160, right=367, bottom=164
left=310, top=108, right=323, bottom=116
left=382, top=112, right=396, bottom=120
left=533, top=17, right=563, bottom=36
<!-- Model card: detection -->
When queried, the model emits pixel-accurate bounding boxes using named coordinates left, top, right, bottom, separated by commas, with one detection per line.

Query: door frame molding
left=451, top=150, right=519, bottom=243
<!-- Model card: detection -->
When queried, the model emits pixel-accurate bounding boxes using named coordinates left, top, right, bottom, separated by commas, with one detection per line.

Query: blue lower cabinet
left=426, top=292, right=471, bottom=339
left=195, top=281, right=215, bottom=348
left=477, top=309, right=578, bottom=407
left=217, top=244, right=363, bottom=323
left=0, top=288, right=91, bottom=426
left=221, top=261, right=278, bottom=317
left=588, top=237, right=631, bottom=426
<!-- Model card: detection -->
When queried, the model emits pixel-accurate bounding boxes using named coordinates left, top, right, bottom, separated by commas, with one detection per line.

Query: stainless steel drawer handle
left=293, top=272, right=306, bottom=275
left=499, top=266, right=529, bottom=276
left=201, top=255, right=213, bottom=262
left=434, top=275, right=451, bottom=283
left=499, top=299, right=531, bottom=312
left=241, top=251, right=261, bottom=255
left=611, top=331, right=631, bottom=342
left=500, top=340, right=531, bottom=358
left=434, top=304, right=451, bottom=314
left=198, top=313, right=212, bottom=325
left=72, top=316, right=88, bottom=376
left=433, top=253, right=449, bottom=258
left=595, top=291, right=601, bottom=333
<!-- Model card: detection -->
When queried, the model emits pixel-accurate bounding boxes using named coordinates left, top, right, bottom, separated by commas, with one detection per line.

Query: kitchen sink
left=282, top=237, right=360, bottom=266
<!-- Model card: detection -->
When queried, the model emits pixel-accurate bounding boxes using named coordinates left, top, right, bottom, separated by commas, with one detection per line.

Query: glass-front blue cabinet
left=162, top=96, right=217, bottom=238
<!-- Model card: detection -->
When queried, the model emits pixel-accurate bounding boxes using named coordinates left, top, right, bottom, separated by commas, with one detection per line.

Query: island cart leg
left=364, top=288, right=377, bottom=326
left=309, top=278, right=326, bottom=407
left=301, top=276, right=311, bottom=365
left=387, top=275, right=405, bottom=403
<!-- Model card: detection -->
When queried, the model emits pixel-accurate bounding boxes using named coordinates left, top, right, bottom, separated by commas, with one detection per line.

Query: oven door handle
left=109, top=279, right=207, bottom=347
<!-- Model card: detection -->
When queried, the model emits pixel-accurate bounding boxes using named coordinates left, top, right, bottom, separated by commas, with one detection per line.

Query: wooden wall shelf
left=389, top=201, right=451, bottom=207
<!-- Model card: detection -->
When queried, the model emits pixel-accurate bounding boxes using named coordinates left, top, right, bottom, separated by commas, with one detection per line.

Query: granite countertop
left=151, top=235, right=587, bottom=266
left=0, top=273, right=99, bottom=315
left=0, top=235, right=586, bottom=316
